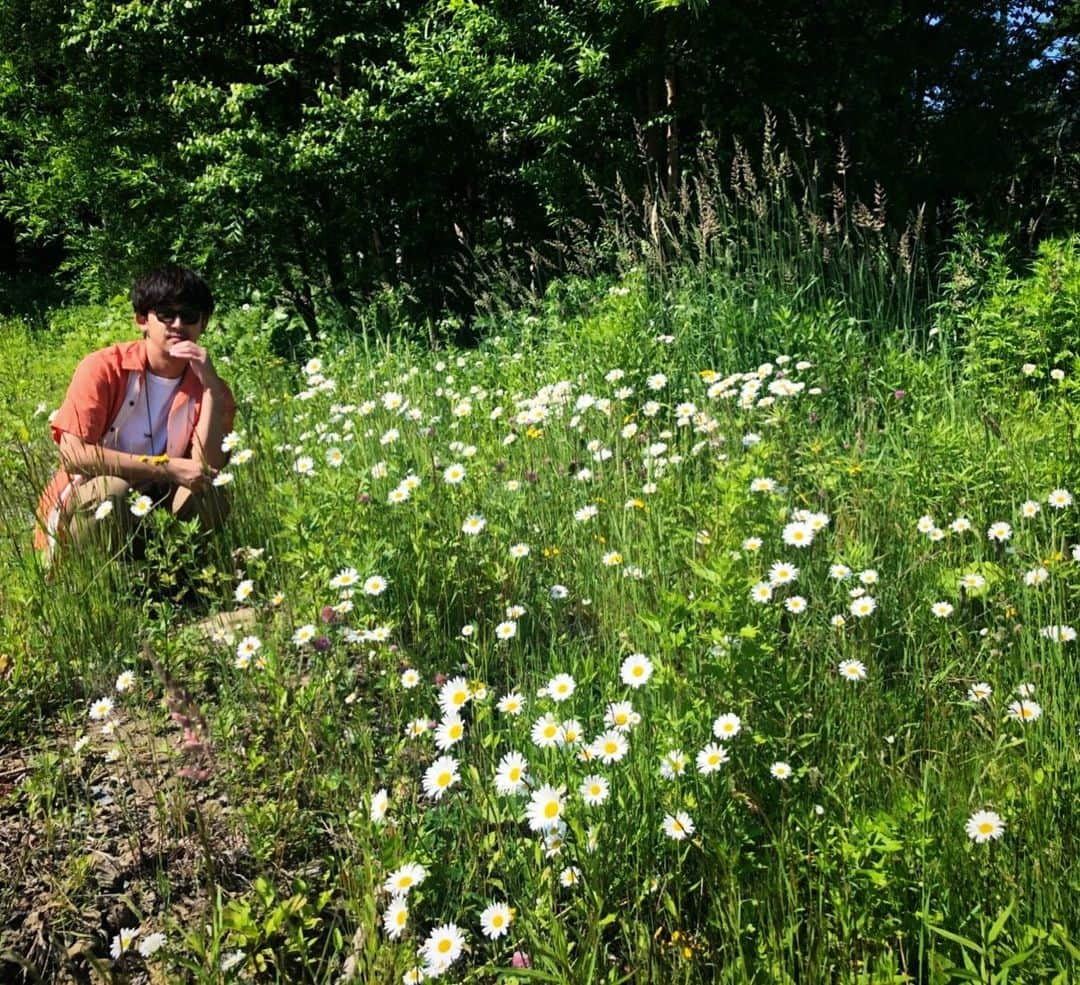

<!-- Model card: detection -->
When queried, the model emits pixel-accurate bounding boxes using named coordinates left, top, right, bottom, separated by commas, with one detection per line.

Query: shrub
left=960, top=234, right=1080, bottom=397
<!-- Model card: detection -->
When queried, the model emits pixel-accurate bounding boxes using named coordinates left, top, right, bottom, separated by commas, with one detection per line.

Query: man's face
left=137, top=305, right=208, bottom=353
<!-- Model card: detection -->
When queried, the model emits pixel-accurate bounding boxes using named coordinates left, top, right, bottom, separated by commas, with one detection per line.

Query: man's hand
left=168, top=340, right=225, bottom=392
left=166, top=456, right=216, bottom=492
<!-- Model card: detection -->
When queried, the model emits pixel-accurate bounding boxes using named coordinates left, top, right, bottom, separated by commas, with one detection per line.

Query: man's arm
left=168, top=340, right=233, bottom=473
left=190, top=383, right=232, bottom=473
left=59, top=433, right=213, bottom=491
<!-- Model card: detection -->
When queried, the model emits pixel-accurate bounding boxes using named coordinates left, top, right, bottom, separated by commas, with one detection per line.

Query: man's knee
left=67, top=476, right=133, bottom=518
left=62, top=475, right=136, bottom=549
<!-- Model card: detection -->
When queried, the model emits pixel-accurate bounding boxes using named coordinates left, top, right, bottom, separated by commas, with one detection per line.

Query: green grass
left=0, top=252, right=1078, bottom=984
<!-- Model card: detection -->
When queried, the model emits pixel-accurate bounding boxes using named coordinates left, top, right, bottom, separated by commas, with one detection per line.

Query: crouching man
left=35, top=265, right=236, bottom=563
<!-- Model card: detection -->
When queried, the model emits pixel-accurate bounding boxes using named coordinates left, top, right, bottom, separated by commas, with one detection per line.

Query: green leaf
left=987, top=902, right=1014, bottom=945
left=928, top=924, right=984, bottom=956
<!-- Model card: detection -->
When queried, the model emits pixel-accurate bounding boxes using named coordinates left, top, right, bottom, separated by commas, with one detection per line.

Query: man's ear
left=134, top=311, right=149, bottom=336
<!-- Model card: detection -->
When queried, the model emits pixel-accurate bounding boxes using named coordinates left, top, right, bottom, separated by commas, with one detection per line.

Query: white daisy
left=838, top=658, right=867, bottom=681
left=591, top=729, right=629, bottom=764
left=497, top=691, right=524, bottom=715
left=461, top=514, right=487, bottom=536
left=110, top=927, right=140, bottom=959
left=494, top=752, right=530, bottom=796
left=382, top=897, right=409, bottom=940
left=495, top=620, right=518, bottom=641
left=619, top=653, right=653, bottom=688
left=422, top=756, right=461, bottom=800
left=579, top=774, right=610, bottom=806
left=662, top=811, right=695, bottom=841
left=544, top=673, right=577, bottom=702
left=1006, top=700, right=1042, bottom=723
left=370, top=789, right=389, bottom=824
left=525, top=784, right=566, bottom=832
left=130, top=494, right=153, bottom=517
left=965, top=810, right=1005, bottom=843
left=768, top=561, right=799, bottom=585
left=479, top=902, right=514, bottom=940
left=1048, top=488, right=1073, bottom=509
left=712, top=713, right=741, bottom=740
left=849, top=596, right=877, bottom=618
left=696, top=742, right=730, bottom=774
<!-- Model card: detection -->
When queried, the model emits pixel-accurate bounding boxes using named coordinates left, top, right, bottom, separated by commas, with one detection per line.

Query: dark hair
left=130, top=265, right=215, bottom=319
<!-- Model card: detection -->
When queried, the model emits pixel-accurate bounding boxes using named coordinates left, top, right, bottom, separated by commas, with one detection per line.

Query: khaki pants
left=62, top=476, right=229, bottom=553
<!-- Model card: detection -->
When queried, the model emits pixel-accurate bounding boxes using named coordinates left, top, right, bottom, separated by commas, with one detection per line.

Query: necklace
left=143, top=372, right=153, bottom=443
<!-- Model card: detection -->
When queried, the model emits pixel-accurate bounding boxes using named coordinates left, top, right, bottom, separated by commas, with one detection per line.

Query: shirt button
left=129, top=400, right=135, bottom=406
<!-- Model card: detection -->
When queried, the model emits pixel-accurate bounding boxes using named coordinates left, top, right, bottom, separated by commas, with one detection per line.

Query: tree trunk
left=324, top=235, right=355, bottom=324
left=284, top=277, right=319, bottom=340
left=645, top=74, right=662, bottom=185
left=664, top=12, right=679, bottom=199
left=665, top=65, right=678, bottom=198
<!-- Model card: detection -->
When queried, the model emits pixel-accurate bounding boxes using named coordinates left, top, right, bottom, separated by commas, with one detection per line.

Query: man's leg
left=171, top=484, right=230, bottom=530
left=62, top=476, right=137, bottom=553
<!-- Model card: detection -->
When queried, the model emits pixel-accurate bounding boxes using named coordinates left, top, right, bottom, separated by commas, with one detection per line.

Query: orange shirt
left=35, top=339, right=236, bottom=551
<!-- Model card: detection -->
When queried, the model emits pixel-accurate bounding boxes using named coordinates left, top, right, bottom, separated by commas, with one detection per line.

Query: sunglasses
left=154, top=306, right=203, bottom=326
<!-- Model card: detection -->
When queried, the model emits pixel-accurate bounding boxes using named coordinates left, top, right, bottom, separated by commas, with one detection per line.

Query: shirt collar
left=118, top=339, right=150, bottom=372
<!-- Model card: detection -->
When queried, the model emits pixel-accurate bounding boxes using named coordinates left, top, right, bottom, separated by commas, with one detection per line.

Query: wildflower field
left=1, top=239, right=1079, bottom=983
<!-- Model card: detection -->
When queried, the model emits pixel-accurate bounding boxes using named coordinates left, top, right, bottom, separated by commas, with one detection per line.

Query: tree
left=1, top=0, right=1075, bottom=324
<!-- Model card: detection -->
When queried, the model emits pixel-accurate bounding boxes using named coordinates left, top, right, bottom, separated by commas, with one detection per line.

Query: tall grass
left=474, top=110, right=929, bottom=355
left=0, top=216, right=1077, bottom=982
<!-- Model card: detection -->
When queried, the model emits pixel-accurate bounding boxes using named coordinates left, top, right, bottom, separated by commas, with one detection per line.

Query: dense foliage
left=0, top=0, right=1076, bottom=324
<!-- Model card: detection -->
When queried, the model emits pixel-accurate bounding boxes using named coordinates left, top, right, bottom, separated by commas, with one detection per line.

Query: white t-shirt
left=114, top=371, right=184, bottom=456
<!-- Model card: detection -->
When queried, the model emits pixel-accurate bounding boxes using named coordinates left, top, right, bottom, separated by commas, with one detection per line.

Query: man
left=35, top=265, right=236, bottom=562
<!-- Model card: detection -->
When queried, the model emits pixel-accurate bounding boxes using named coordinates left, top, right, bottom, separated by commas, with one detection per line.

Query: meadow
left=0, top=228, right=1078, bottom=984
